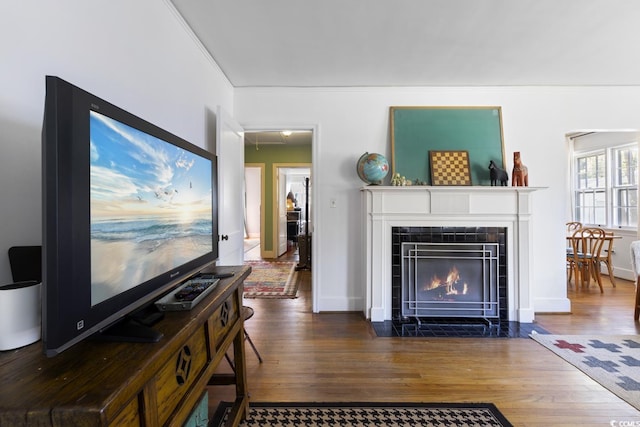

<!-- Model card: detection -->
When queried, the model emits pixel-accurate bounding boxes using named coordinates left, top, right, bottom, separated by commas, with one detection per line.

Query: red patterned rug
left=531, top=333, right=640, bottom=410
left=243, top=260, right=298, bottom=298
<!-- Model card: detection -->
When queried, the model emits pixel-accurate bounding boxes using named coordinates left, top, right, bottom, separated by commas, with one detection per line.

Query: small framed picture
left=429, top=150, right=472, bottom=186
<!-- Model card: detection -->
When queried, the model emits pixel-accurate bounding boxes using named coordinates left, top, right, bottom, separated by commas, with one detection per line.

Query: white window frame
left=571, top=140, right=638, bottom=231
left=611, top=144, right=638, bottom=228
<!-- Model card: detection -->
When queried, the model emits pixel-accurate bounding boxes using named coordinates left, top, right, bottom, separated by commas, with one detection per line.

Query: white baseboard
left=534, top=297, right=572, bottom=314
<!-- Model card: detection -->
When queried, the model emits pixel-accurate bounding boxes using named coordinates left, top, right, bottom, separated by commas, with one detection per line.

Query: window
left=573, top=140, right=638, bottom=229
left=575, top=152, right=606, bottom=225
left=612, top=145, right=638, bottom=227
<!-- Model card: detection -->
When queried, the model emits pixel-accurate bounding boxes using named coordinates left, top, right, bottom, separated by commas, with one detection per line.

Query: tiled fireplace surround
left=392, top=226, right=508, bottom=322
left=362, top=186, right=541, bottom=324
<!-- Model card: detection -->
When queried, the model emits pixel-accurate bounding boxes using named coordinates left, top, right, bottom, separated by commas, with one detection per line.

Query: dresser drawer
left=154, top=326, right=209, bottom=425
left=110, top=396, right=140, bottom=427
left=209, top=296, right=238, bottom=349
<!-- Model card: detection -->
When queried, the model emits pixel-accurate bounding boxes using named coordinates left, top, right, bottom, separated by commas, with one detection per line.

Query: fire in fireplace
left=392, top=227, right=508, bottom=324
left=401, top=242, right=500, bottom=321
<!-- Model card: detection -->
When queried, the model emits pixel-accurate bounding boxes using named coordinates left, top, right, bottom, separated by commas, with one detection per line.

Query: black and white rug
left=210, top=402, right=513, bottom=427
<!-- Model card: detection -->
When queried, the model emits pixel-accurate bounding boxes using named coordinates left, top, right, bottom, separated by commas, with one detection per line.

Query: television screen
left=42, top=76, right=218, bottom=356
left=89, top=111, right=214, bottom=306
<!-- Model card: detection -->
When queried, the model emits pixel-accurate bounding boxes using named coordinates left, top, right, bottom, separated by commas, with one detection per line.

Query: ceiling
left=171, top=1, right=640, bottom=88
left=244, top=130, right=312, bottom=147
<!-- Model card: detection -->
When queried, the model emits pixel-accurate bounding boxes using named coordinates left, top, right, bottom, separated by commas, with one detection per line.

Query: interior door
left=277, top=168, right=288, bottom=256
left=216, top=106, right=245, bottom=266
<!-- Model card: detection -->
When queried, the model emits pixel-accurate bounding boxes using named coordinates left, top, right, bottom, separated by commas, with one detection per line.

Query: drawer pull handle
left=175, top=345, right=192, bottom=386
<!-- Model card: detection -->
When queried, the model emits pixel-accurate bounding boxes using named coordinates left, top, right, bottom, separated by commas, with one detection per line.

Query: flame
left=422, top=265, right=468, bottom=295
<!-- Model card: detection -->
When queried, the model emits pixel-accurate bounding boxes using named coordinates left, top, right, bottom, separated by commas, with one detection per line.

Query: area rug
left=242, top=260, right=298, bottom=298
left=210, top=402, right=513, bottom=427
left=530, top=333, right=640, bottom=410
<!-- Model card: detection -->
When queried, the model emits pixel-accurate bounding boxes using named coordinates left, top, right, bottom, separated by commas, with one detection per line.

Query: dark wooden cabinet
left=287, top=211, right=300, bottom=242
left=0, top=265, right=250, bottom=427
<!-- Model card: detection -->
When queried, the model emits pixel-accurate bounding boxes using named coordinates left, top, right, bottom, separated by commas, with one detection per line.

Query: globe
left=357, top=152, right=389, bottom=185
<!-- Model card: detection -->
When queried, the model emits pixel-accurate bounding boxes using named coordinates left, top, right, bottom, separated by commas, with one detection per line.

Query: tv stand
left=0, top=265, right=251, bottom=427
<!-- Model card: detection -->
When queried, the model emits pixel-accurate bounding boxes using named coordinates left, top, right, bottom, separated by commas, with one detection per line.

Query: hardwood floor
left=210, top=243, right=640, bottom=426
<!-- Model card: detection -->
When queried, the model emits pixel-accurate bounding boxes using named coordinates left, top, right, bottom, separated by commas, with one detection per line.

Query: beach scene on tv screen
left=89, top=111, right=213, bottom=306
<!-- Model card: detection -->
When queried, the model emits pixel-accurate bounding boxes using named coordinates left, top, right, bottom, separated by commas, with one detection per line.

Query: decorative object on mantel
left=390, top=106, right=505, bottom=185
left=429, top=150, right=472, bottom=186
left=390, top=173, right=405, bottom=186
left=511, top=151, right=529, bottom=186
left=390, top=173, right=418, bottom=186
left=488, top=160, right=509, bottom=186
left=356, top=152, right=389, bottom=185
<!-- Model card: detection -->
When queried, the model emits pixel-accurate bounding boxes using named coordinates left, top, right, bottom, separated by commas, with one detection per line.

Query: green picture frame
left=390, top=106, right=506, bottom=186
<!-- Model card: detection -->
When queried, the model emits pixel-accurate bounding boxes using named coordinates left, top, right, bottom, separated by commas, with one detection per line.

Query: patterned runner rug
left=530, top=333, right=640, bottom=410
left=210, top=402, right=513, bottom=427
left=242, top=260, right=298, bottom=299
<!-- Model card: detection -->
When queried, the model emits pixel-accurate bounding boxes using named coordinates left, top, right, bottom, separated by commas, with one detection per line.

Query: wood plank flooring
left=210, top=243, right=640, bottom=426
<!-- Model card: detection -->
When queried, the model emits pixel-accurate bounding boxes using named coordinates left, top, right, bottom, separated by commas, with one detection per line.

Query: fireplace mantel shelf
left=361, top=185, right=544, bottom=193
left=361, top=186, right=544, bottom=323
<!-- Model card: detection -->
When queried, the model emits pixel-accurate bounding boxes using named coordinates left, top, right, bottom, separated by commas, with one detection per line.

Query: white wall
left=244, top=167, right=262, bottom=238
left=235, top=86, right=640, bottom=316
left=0, top=1, right=234, bottom=283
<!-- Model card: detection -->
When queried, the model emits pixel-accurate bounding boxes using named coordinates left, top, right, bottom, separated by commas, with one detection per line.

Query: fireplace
left=362, top=186, right=541, bottom=324
left=393, top=227, right=507, bottom=324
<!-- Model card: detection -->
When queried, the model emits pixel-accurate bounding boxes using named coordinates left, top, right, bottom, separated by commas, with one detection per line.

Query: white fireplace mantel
left=361, top=186, right=544, bottom=323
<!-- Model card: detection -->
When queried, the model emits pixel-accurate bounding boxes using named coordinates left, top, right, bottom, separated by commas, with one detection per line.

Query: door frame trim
left=242, top=123, right=319, bottom=314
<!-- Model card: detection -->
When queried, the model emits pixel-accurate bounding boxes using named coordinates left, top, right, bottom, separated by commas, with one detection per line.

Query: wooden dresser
left=0, top=265, right=250, bottom=427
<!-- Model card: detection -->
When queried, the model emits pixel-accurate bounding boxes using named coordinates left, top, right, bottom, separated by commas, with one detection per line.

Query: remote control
left=213, top=272, right=234, bottom=279
left=174, top=280, right=215, bottom=302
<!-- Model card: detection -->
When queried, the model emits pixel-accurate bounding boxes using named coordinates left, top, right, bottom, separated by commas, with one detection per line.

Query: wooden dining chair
left=566, top=221, right=582, bottom=233
left=596, top=232, right=616, bottom=287
left=568, top=227, right=606, bottom=293
left=565, top=222, right=582, bottom=282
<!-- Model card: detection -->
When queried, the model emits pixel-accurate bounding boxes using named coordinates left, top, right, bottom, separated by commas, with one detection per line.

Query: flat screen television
left=42, top=76, right=218, bottom=357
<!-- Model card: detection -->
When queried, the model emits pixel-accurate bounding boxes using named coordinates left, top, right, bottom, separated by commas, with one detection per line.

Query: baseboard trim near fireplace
left=518, top=308, right=535, bottom=323
left=369, top=307, right=385, bottom=322
left=533, top=296, right=571, bottom=314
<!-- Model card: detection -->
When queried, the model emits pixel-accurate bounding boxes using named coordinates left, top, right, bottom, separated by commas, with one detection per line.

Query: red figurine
left=512, top=152, right=528, bottom=186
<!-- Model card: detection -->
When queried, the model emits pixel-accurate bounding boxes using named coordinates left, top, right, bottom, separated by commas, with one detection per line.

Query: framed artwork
left=429, top=151, right=472, bottom=186
left=390, top=106, right=505, bottom=185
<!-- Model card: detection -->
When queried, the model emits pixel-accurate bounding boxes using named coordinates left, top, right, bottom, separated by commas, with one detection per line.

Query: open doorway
left=243, top=130, right=312, bottom=263
left=244, top=164, right=263, bottom=257
left=277, top=166, right=312, bottom=265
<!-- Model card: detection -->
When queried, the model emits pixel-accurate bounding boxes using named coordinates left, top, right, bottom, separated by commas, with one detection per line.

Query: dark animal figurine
left=488, top=160, right=508, bottom=186
left=512, top=151, right=529, bottom=186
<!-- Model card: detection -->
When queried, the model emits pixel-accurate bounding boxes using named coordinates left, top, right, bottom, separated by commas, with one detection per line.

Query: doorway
left=244, top=165, right=263, bottom=257
left=243, top=130, right=313, bottom=262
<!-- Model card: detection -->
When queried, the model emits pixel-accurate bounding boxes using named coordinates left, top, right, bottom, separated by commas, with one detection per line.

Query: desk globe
left=357, top=152, right=389, bottom=185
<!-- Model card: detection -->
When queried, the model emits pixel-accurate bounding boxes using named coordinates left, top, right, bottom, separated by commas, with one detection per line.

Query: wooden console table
left=0, top=265, right=251, bottom=427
